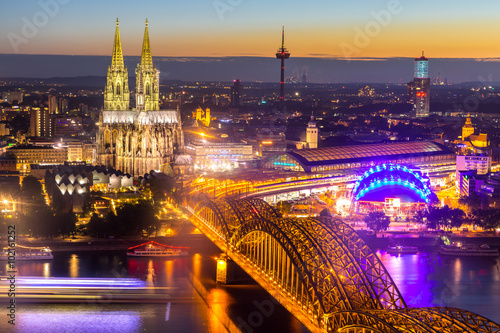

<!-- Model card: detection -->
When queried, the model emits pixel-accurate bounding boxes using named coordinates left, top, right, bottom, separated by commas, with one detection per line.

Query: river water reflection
left=377, top=249, right=500, bottom=323
left=1, top=241, right=499, bottom=332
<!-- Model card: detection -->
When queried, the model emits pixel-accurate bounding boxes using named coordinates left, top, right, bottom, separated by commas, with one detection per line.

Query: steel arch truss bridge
left=184, top=194, right=500, bottom=333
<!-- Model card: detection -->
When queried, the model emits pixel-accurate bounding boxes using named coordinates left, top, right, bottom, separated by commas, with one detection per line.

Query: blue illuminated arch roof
left=352, top=164, right=432, bottom=203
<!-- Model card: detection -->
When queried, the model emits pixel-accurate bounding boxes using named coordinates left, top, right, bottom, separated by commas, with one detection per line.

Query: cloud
left=474, top=58, right=500, bottom=62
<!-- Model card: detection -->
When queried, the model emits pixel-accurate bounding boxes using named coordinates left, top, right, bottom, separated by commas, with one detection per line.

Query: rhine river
left=1, top=234, right=499, bottom=333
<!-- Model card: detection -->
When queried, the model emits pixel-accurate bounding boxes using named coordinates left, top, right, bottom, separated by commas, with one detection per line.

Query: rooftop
left=288, top=141, right=452, bottom=167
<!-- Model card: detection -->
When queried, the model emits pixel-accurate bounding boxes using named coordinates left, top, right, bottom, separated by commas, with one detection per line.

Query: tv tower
left=275, top=26, right=290, bottom=102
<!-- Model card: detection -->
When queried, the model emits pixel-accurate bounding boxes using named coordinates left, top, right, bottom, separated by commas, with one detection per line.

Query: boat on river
left=438, top=243, right=499, bottom=257
left=126, top=241, right=189, bottom=257
left=386, top=245, right=419, bottom=255
left=0, top=245, right=53, bottom=260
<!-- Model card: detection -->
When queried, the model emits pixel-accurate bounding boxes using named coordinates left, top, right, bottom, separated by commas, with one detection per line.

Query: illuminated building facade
left=462, top=114, right=475, bottom=139
left=457, top=170, right=486, bottom=197
left=412, top=52, right=430, bottom=117
left=0, top=123, right=10, bottom=136
left=186, top=141, right=253, bottom=171
left=58, top=98, right=69, bottom=114
left=97, top=20, right=183, bottom=177
left=48, top=95, right=58, bottom=114
left=30, top=107, right=52, bottom=137
left=45, top=164, right=133, bottom=213
left=352, top=164, right=432, bottom=216
left=66, top=142, right=95, bottom=163
left=193, top=107, right=211, bottom=127
left=7, top=145, right=67, bottom=174
left=456, top=154, right=491, bottom=182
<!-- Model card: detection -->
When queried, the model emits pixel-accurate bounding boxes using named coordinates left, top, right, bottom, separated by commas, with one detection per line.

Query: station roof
left=287, top=141, right=452, bottom=167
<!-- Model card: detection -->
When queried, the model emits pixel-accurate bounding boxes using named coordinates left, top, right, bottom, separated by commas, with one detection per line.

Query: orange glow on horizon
left=5, top=19, right=500, bottom=59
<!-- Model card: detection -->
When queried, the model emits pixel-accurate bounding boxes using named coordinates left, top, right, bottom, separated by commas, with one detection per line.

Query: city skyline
left=3, top=0, right=500, bottom=59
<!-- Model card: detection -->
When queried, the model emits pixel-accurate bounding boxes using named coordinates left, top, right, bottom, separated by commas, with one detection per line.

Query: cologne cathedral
left=97, top=19, right=183, bottom=177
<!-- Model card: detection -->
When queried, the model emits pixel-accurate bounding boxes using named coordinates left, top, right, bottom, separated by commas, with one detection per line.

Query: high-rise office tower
left=59, top=98, right=69, bottom=114
left=413, top=52, right=430, bottom=117
left=275, top=26, right=290, bottom=102
left=231, top=79, right=242, bottom=107
left=48, top=95, right=58, bottom=114
left=30, top=107, right=51, bottom=137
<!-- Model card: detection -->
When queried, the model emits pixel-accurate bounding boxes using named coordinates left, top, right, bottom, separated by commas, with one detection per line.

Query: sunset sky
left=2, top=0, right=500, bottom=59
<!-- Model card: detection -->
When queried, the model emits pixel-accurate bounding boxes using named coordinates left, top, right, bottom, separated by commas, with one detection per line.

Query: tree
left=21, top=176, right=45, bottom=206
left=368, top=115, right=389, bottom=131
left=51, top=186, right=69, bottom=213
left=319, top=208, right=332, bottom=217
left=93, top=200, right=160, bottom=237
left=86, top=213, right=106, bottom=238
left=149, top=176, right=174, bottom=213
left=364, top=211, right=390, bottom=233
left=276, top=201, right=292, bottom=214
left=425, top=206, right=466, bottom=230
left=9, top=114, right=30, bottom=134
left=468, top=209, right=500, bottom=231
left=458, top=193, right=482, bottom=212
left=81, top=194, right=96, bottom=217
left=24, top=206, right=55, bottom=238
left=55, top=213, right=77, bottom=238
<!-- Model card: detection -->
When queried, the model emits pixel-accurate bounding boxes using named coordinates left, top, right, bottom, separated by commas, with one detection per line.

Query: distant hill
left=2, top=54, right=500, bottom=83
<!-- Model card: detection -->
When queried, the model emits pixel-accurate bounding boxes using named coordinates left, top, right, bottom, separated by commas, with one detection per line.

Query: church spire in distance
left=140, top=19, right=153, bottom=69
left=111, top=18, right=124, bottom=70
left=105, top=18, right=129, bottom=111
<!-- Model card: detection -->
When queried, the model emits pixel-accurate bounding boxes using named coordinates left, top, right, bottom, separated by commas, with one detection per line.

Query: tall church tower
left=98, top=19, right=183, bottom=178
left=136, top=19, right=160, bottom=111
left=306, top=113, right=319, bottom=149
left=104, top=19, right=130, bottom=111
left=462, top=113, right=475, bottom=139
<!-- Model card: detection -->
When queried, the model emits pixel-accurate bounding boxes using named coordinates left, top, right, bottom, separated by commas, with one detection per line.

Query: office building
left=186, top=141, right=253, bottom=171
left=411, top=52, right=430, bottom=117
left=7, top=145, right=67, bottom=174
left=2, top=91, right=23, bottom=104
left=30, top=107, right=52, bottom=137
left=49, top=95, right=58, bottom=114
left=231, top=80, right=242, bottom=107
left=456, top=154, right=491, bottom=179
left=53, top=116, right=84, bottom=137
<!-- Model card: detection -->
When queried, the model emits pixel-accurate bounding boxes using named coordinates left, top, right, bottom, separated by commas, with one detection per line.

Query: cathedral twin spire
left=105, top=19, right=158, bottom=111
left=140, top=19, right=153, bottom=69
left=111, top=18, right=124, bottom=70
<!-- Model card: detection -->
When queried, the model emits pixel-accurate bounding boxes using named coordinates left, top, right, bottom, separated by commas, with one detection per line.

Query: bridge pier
left=216, top=253, right=249, bottom=284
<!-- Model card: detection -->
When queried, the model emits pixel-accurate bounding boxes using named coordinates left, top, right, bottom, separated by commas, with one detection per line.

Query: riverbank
left=9, top=229, right=500, bottom=253
left=11, top=234, right=207, bottom=252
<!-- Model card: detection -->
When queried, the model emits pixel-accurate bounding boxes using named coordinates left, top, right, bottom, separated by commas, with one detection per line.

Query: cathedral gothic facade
left=97, top=19, right=183, bottom=177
